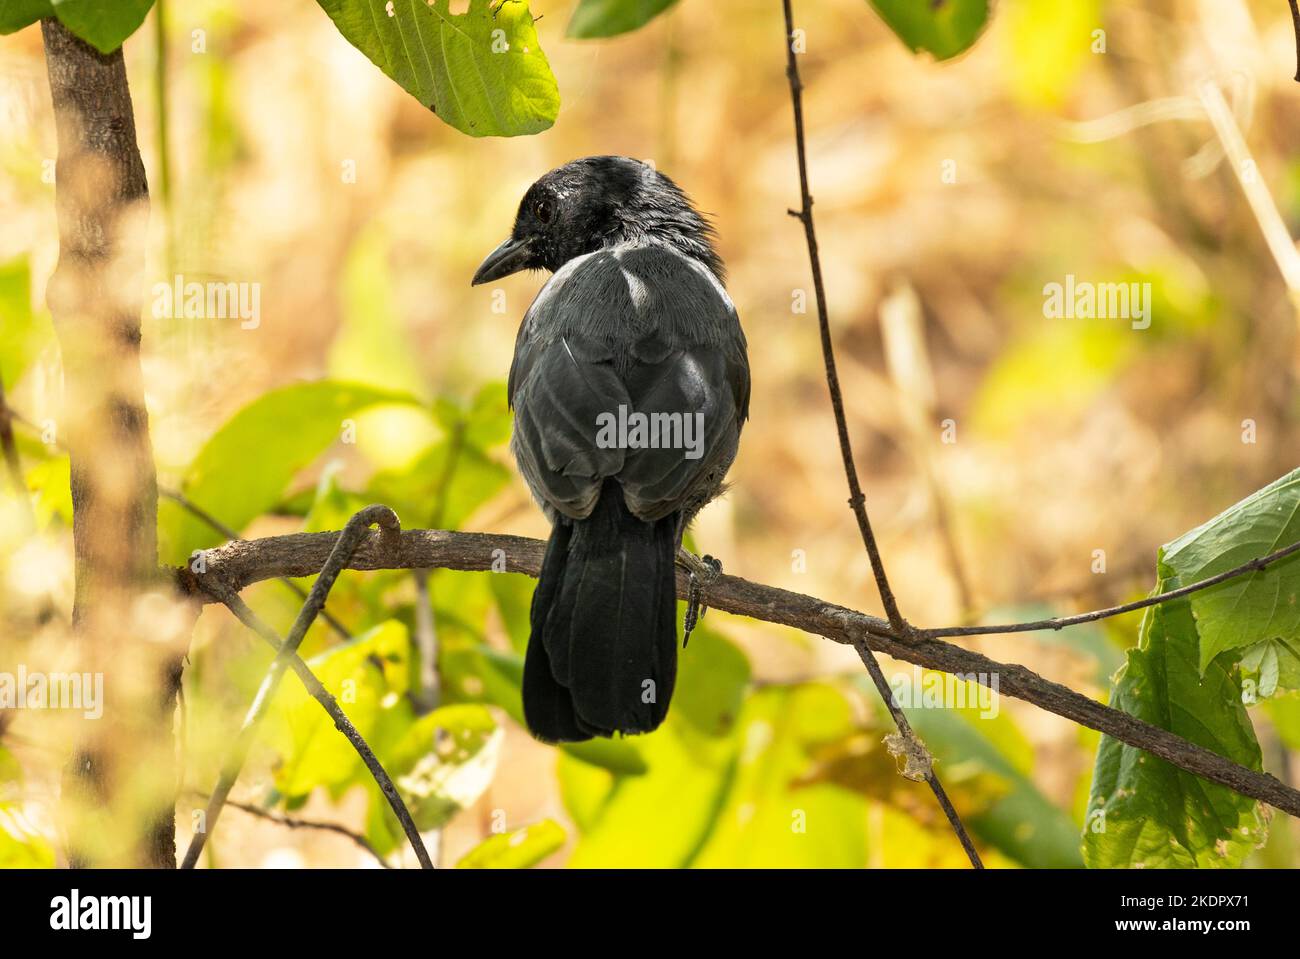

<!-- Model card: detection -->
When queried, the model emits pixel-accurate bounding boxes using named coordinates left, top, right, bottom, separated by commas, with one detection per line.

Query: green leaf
left=432, top=382, right=512, bottom=452
left=557, top=753, right=615, bottom=832
left=0, top=0, right=51, bottom=35
left=455, top=818, right=564, bottom=868
left=265, top=620, right=411, bottom=797
left=0, top=256, right=55, bottom=389
left=691, top=685, right=868, bottom=867
left=27, top=454, right=71, bottom=527
left=1160, top=468, right=1300, bottom=676
left=566, top=0, right=678, bottom=39
left=488, top=571, right=534, bottom=654
left=900, top=686, right=1083, bottom=868
left=301, top=461, right=367, bottom=535
left=389, top=704, right=502, bottom=831
left=1264, top=694, right=1300, bottom=751
left=867, top=0, right=989, bottom=61
left=566, top=722, right=736, bottom=867
left=0, top=753, right=54, bottom=867
left=315, top=0, right=558, bottom=138
left=560, top=737, right=647, bottom=775
left=51, top=0, right=154, bottom=54
left=672, top=624, right=750, bottom=738
left=366, top=435, right=509, bottom=532
left=159, top=380, right=424, bottom=564
left=1083, top=594, right=1266, bottom=868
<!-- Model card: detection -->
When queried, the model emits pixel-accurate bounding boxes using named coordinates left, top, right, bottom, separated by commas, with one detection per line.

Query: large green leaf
left=1083, top=594, right=1266, bottom=868
left=868, top=0, right=989, bottom=61
left=316, top=0, right=558, bottom=137
left=0, top=0, right=50, bottom=35
left=690, top=684, right=869, bottom=868
left=50, top=0, right=154, bottom=54
left=1160, top=468, right=1300, bottom=675
left=672, top=624, right=750, bottom=738
left=565, top=722, right=736, bottom=867
left=455, top=818, right=564, bottom=868
left=567, top=0, right=678, bottom=39
left=160, top=380, right=424, bottom=564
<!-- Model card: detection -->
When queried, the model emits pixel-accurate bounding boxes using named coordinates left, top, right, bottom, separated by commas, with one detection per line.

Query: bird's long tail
left=523, top=481, right=678, bottom=743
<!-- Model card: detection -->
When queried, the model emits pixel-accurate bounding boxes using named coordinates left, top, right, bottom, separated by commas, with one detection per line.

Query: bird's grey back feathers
left=509, top=240, right=749, bottom=526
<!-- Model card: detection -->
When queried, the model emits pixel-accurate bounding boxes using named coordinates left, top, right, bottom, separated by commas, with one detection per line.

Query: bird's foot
left=678, top=551, right=722, bottom=648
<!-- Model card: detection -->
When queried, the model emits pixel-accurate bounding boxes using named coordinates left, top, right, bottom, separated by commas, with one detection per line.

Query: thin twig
left=161, top=487, right=353, bottom=640
left=181, top=505, right=433, bottom=869
left=177, top=525, right=1300, bottom=819
left=925, top=537, right=1300, bottom=638
left=780, top=3, right=908, bottom=636
left=1197, top=79, right=1300, bottom=294
left=220, top=797, right=392, bottom=868
left=208, top=590, right=432, bottom=868
left=1290, top=0, right=1300, bottom=83
left=779, top=0, right=981, bottom=867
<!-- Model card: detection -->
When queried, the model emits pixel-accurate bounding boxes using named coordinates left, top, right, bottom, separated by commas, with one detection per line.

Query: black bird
left=472, top=156, right=750, bottom=743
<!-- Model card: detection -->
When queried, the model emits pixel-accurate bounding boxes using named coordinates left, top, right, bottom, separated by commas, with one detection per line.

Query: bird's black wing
left=508, top=244, right=748, bottom=523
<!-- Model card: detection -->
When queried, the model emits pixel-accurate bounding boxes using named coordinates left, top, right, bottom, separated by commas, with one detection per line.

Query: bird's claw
left=682, top=554, right=722, bottom=648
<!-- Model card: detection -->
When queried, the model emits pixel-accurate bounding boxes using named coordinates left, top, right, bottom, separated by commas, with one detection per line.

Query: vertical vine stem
left=1290, top=0, right=1300, bottom=82
left=779, top=0, right=982, bottom=868
left=181, top=505, right=433, bottom=869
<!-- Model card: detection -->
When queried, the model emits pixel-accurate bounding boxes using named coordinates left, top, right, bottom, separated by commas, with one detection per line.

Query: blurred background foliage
left=2, top=0, right=1300, bottom=867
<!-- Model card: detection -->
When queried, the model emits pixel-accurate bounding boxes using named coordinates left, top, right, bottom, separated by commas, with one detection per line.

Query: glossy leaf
left=50, top=0, right=154, bottom=54
left=0, top=1, right=51, bottom=35
left=456, top=818, right=564, bottom=868
left=159, top=380, right=424, bottom=564
left=566, top=0, right=678, bottom=39
left=868, top=0, right=989, bottom=61
left=315, top=0, right=558, bottom=137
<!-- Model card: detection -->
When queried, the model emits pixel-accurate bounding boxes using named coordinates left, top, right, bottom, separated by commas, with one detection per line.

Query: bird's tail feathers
left=523, top=482, right=678, bottom=743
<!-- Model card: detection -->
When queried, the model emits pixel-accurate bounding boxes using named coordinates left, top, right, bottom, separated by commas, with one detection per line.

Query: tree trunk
left=41, top=17, right=177, bottom=868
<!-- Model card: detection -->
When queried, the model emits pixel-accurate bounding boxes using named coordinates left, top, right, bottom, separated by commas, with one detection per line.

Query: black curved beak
left=471, top=236, right=531, bottom=286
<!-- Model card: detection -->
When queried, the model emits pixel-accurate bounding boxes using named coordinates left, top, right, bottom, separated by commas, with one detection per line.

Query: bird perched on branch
left=472, top=156, right=749, bottom=743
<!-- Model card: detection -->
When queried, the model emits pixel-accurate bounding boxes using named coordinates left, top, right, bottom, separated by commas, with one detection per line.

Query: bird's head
left=471, top=155, right=723, bottom=286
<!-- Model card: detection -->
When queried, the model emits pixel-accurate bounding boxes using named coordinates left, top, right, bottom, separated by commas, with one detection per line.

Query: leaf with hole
left=316, top=0, right=558, bottom=137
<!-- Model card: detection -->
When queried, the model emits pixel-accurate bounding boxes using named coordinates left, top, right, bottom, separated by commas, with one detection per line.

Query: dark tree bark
left=41, top=18, right=176, bottom=868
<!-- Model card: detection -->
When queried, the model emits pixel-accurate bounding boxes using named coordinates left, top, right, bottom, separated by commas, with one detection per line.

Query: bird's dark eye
left=533, top=197, right=555, bottom=225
